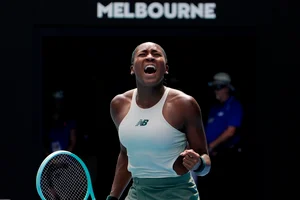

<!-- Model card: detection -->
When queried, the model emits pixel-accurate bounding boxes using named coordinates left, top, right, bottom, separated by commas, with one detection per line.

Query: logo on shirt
left=135, top=119, right=149, bottom=126
left=217, top=111, right=224, bottom=116
left=208, top=118, right=214, bottom=123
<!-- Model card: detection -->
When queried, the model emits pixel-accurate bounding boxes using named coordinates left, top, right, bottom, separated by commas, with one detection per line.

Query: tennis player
left=107, top=42, right=211, bottom=200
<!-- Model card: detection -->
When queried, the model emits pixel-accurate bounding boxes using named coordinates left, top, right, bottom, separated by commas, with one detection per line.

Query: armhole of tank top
left=118, top=89, right=137, bottom=130
left=160, top=87, right=185, bottom=134
left=161, top=87, right=170, bottom=105
left=130, top=88, right=137, bottom=108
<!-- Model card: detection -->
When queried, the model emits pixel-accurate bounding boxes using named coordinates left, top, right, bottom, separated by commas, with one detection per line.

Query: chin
left=140, top=78, right=163, bottom=87
left=142, top=81, right=161, bottom=87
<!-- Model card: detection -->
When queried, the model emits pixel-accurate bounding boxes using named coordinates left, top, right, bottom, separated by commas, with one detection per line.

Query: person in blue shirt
left=47, top=114, right=77, bottom=153
left=206, top=72, right=243, bottom=153
left=44, top=90, right=77, bottom=156
left=197, top=72, right=244, bottom=200
left=42, top=90, right=78, bottom=198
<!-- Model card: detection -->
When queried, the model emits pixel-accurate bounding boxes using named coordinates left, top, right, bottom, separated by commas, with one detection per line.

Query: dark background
left=40, top=26, right=255, bottom=199
left=0, top=0, right=294, bottom=199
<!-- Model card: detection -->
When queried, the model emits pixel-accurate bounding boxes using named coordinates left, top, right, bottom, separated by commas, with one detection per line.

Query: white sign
left=97, top=2, right=216, bottom=19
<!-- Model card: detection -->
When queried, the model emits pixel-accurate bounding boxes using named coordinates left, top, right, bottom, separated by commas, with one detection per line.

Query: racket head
left=36, top=150, right=96, bottom=200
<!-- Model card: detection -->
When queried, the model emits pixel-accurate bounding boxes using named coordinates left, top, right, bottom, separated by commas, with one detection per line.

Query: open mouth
left=144, top=65, right=157, bottom=74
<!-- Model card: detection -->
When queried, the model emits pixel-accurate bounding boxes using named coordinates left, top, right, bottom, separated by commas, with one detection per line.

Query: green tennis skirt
left=125, top=172, right=200, bottom=200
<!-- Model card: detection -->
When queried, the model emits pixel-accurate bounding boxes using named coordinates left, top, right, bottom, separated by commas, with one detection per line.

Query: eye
left=138, top=53, right=146, bottom=57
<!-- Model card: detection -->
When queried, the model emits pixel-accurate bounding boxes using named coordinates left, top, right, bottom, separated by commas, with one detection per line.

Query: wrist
left=193, top=156, right=205, bottom=172
left=106, top=195, right=118, bottom=200
left=193, top=155, right=211, bottom=176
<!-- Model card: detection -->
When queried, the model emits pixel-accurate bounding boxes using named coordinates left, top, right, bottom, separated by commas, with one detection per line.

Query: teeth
left=144, top=65, right=156, bottom=70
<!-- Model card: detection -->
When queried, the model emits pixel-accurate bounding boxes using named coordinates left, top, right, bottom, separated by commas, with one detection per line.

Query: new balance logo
left=135, top=119, right=149, bottom=126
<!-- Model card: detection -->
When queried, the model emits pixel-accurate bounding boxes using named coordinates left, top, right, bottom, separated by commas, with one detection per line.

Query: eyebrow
left=137, top=49, right=161, bottom=54
left=131, top=45, right=168, bottom=64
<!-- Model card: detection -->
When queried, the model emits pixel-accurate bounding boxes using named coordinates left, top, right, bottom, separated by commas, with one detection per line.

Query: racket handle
left=106, top=195, right=118, bottom=200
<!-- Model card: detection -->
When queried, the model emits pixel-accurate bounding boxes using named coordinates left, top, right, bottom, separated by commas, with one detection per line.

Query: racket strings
left=40, top=154, right=88, bottom=200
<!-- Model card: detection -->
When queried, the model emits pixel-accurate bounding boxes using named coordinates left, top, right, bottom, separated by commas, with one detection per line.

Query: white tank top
left=118, top=87, right=187, bottom=178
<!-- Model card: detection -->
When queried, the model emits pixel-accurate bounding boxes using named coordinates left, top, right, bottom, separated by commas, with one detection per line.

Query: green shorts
left=125, top=172, right=200, bottom=200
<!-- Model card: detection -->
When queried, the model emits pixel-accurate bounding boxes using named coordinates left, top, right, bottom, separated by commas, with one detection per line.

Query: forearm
left=67, top=130, right=76, bottom=152
left=110, top=152, right=132, bottom=199
left=210, top=127, right=236, bottom=149
left=67, top=145, right=75, bottom=152
left=210, top=134, right=231, bottom=148
left=67, top=140, right=76, bottom=152
left=67, top=141, right=76, bottom=152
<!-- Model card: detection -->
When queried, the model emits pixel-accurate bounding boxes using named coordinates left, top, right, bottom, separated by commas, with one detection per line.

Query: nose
left=146, top=53, right=155, bottom=61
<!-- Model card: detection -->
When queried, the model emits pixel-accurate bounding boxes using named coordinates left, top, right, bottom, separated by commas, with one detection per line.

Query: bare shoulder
left=110, top=89, right=135, bottom=122
left=110, top=89, right=134, bottom=107
left=167, top=88, right=201, bottom=114
left=168, top=88, right=199, bottom=106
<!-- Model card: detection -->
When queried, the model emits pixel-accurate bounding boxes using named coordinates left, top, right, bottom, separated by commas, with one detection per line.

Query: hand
left=208, top=144, right=218, bottom=156
left=180, top=149, right=200, bottom=170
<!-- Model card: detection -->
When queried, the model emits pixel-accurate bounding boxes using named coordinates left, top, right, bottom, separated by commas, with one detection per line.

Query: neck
left=219, top=94, right=230, bottom=103
left=136, top=83, right=165, bottom=108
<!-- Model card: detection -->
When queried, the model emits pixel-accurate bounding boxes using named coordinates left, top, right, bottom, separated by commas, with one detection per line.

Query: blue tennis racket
left=36, top=150, right=96, bottom=200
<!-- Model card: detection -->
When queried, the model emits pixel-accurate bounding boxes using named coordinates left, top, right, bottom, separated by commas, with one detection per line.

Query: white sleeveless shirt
left=118, top=87, right=187, bottom=178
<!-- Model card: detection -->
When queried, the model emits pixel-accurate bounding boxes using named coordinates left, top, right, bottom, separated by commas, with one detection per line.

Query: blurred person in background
left=198, top=72, right=244, bottom=200
left=43, top=90, right=77, bottom=156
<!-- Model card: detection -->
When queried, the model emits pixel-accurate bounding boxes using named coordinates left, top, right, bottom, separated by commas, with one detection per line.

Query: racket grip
left=106, top=195, right=118, bottom=200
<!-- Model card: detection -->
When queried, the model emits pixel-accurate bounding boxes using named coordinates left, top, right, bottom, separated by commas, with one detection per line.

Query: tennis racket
left=36, top=150, right=96, bottom=200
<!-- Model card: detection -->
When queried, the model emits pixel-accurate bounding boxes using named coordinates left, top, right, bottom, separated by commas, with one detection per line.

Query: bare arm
left=181, top=96, right=211, bottom=176
left=209, top=102, right=243, bottom=152
left=67, top=129, right=76, bottom=152
left=110, top=144, right=132, bottom=199
left=209, top=126, right=237, bottom=151
left=109, top=95, right=132, bottom=199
